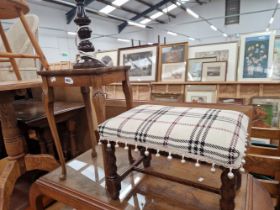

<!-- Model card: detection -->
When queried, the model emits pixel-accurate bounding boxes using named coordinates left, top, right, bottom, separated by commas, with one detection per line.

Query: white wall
left=147, top=0, right=280, bottom=45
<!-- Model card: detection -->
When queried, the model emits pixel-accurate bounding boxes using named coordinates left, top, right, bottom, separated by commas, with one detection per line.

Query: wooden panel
left=115, top=85, right=124, bottom=100
left=132, top=86, right=138, bottom=100
left=239, top=85, right=259, bottom=104
left=0, top=79, right=41, bottom=91
left=138, top=85, right=150, bottom=101
left=105, top=86, right=115, bottom=99
left=263, top=84, right=280, bottom=96
left=167, top=85, right=184, bottom=94
left=218, top=85, right=237, bottom=97
left=152, top=84, right=168, bottom=93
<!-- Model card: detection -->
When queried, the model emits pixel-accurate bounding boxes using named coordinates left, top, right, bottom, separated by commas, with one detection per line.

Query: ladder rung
left=0, top=52, right=40, bottom=59
left=0, top=59, right=10, bottom=62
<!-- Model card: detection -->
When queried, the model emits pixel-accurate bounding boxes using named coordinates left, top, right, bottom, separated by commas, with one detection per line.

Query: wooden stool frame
left=38, top=65, right=252, bottom=210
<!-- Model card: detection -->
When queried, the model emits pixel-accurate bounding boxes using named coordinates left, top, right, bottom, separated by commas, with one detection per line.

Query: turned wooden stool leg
left=102, top=141, right=121, bottom=200
left=220, top=168, right=237, bottom=210
left=81, top=87, right=98, bottom=157
left=42, top=83, right=66, bottom=180
left=140, top=147, right=151, bottom=168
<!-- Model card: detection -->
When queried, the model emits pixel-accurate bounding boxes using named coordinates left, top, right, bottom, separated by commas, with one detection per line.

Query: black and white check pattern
left=99, top=105, right=249, bottom=169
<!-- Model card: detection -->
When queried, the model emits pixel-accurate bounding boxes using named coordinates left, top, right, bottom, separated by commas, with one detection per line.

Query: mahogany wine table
left=0, top=79, right=59, bottom=210
left=30, top=146, right=274, bottom=210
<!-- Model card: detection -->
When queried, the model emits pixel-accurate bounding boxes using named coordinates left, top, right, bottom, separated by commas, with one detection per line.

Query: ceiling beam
left=96, top=0, right=164, bottom=24
left=135, top=0, right=176, bottom=19
left=118, top=0, right=172, bottom=33
left=66, top=0, right=95, bottom=24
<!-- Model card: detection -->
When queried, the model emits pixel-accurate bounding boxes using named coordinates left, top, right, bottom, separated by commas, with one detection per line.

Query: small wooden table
left=37, top=67, right=132, bottom=180
left=0, top=79, right=59, bottom=210
left=29, top=147, right=274, bottom=210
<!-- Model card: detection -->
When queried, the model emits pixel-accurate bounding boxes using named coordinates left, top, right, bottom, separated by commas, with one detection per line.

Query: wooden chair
left=246, top=127, right=280, bottom=209
left=0, top=0, right=50, bottom=81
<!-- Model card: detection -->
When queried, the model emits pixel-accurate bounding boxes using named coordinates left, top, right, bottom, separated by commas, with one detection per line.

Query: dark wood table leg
left=220, top=168, right=237, bottom=210
left=102, top=141, right=121, bottom=200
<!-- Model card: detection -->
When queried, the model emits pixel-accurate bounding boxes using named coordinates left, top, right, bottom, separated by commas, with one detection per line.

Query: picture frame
left=158, top=42, right=188, bottom=81
left=238, top=31, right=276, bottom=81
left=151, top=93, right=184, bottom=103
left=185, top=89, right=217, bottom=103
left=161, top=62, right=186, bottom=82
left=118, top=45, right=158, bottom=82
left=95, top=50, right=118, bottom=67
left=272, top=36, right=280, bottom=80
left=251, top=96, right=280, bottom=128
left=218, top=97, right=245, bottom=105
left=187, top=57, right=217, bottom=81
left=201, top=61, right=227, bottom=82
left=189, top=42, right=238, bottom=81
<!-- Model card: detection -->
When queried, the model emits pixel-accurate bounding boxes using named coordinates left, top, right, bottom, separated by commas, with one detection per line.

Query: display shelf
left=105, top=81, right=280, bottom=104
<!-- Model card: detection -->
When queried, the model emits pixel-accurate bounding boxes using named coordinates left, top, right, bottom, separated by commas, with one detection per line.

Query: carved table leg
left=42, top=83, right=66, bottom=180
left=102, top=141, right=121, bottom=200
left=81, top=87, right=98, bottom=157
left=140, top=147, right=151, bottom=168
left=220, top=168, right=236, bottom=210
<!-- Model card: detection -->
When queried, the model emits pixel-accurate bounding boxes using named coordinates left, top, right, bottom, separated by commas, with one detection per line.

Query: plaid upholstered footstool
left=98, top=104, right=250, bottom=210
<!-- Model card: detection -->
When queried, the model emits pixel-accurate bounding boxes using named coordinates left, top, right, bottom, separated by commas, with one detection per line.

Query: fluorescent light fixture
left=127, top=21, right=146, bottom=28
left=162, top=4, right=177, bottom=13
left=186, top=8, right=199, bottom=19
left=223, top=33, right=228, bottom=37
left=210, top=25, right=218, bottom=31
left=266, top=28, right=270, bottom=32
left=147, top=42, right=154, bottom=45
left=117, top=38, right=130, bottom=43
left=150, top=11, right=163, bottom=19
left=67, top=31, right=77, bottom=36
left=167, top=31, right=178, bottom=36
left=99, top=5, right=116, bottom=14
left=112, top=0, right=129, bottom=6
left=176, top=1, right=182, bottom=6
left=188, top=37, right=195, bottom=41
left=278, top=0, right=280, bottom=4
left=140, top=18, right=152, bottom=24
left=269, top=17, right=274, bottom=24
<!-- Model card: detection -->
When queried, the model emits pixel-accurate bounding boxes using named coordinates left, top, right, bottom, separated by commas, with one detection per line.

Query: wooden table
left=0, top=79, right=59, bottom=210
left=29, top=147, right=274, bottom=210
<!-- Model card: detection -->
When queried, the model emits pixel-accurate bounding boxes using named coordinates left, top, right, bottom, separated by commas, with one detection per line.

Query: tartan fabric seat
left=98, top=104, right=249, bottom=170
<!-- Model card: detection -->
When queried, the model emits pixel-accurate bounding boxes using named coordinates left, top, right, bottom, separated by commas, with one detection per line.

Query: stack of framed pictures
left=189, top=42, right=238, bottom=81
left=118, top=45, right=158, bottom=82
left=158, top=42, right=188, bottom=82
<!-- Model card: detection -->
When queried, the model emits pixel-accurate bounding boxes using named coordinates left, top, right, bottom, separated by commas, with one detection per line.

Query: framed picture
left=187, top=57, right=217, bottom=81
left=118, top=45, right=158, bottom=82
left=95, top=50, right=118, bottom=67
left=161, top=62, right=186, bottom=82
left=151, top=93, right=184, bottom=103
left=160, top=42, right=188, bottom=64
left=185, top=90, right=217, bottom=103
left=189, top=42, right=238, bottom=81
left=272, top=36, right=280, bottom=80
left=238, top=31, right=276, bottom=81
left=218, top=97, right=245, bottom=105
left=158, top=42, right=188, bottom=81
left=251, top=96, right=280, bottom=128
left=201, top=61, right=227, bottom=82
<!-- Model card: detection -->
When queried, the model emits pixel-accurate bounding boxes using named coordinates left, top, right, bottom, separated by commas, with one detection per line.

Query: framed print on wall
left=161, top=62, right=186, bottom=82
left=187, top=57, right=217, bottom=81
left=201, top=61, right=227, bottom=82
left=96, top=50, right=118, bottom=67
left=158, top=42, right=188, bottom=81
left=119, top=45, right=158, bottom=82
left=238, top=31, right=275, bottom=81
left=272, top=36, right=280, bottom=80
left=186, top=90, right=216, bottom=103
left=189, top=42, right=238, bottom=81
